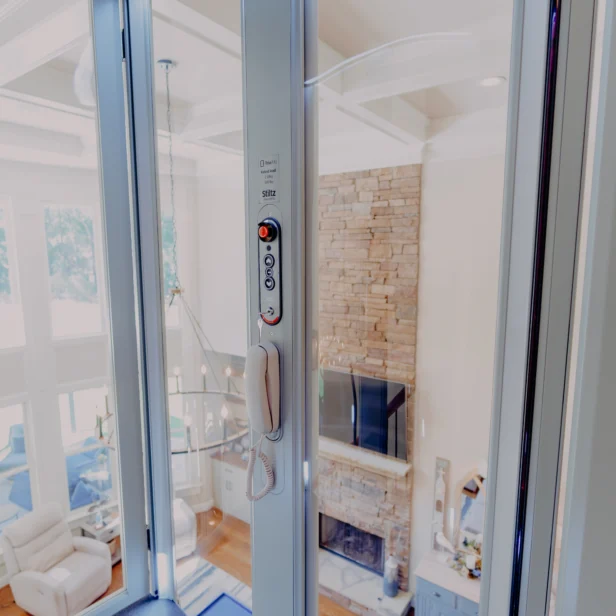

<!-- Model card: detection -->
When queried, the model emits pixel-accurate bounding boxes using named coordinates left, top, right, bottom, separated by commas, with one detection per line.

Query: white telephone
left=245, top=341, right=280, bottom=501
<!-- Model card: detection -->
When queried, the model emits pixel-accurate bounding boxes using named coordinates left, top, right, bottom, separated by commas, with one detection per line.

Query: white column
left=13, top=201, right=69, bottom=512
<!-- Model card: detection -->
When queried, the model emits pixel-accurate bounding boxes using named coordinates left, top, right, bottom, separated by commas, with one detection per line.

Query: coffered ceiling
left=0, top=0, right=514, bottom=175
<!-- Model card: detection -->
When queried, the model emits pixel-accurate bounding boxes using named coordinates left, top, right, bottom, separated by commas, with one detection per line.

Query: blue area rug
left=176, top=556, right=252, bottom=616
left=200, top=594, right=251, bottom=616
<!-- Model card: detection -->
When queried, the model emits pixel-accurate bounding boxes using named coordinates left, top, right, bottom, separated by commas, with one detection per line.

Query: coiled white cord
left=246, top=435, right=275, bottom=502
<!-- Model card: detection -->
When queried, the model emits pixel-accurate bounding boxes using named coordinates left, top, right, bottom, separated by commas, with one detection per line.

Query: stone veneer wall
left=318, top=164, right=420, bottom=387
left=317, top=165, right=421, bottom=593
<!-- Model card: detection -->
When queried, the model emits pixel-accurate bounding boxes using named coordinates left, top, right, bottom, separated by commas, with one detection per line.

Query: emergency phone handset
left=245, top=341, right=280, bottom=501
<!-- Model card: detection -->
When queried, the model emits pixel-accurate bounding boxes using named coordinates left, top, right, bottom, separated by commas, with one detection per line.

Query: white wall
left=411, top=154, right=505, bottom=583
left=197, top=164, right=248, bottom=358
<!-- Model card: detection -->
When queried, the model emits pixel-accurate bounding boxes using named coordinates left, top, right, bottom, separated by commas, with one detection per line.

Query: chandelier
left=158, top=59, right=248, bottom=476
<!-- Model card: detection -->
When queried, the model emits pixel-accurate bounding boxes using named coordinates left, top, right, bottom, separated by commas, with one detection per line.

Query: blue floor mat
left=200, top=594, right=251, bottom=616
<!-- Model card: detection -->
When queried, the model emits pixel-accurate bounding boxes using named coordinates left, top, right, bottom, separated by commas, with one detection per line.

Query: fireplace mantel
left=319, top=436, right=412, bottom=479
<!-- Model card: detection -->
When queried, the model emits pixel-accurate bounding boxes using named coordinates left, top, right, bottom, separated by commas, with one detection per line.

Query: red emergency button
left=258, top=221, right=277, bottom=242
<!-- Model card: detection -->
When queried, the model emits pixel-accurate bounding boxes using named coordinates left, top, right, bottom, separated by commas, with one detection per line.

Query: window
left=45, top=206, right=103, bottom=337
left=0, top=404, right=31, bottom=531
left=162, top=213, right=179, bottom=327
left=0, top=207, right=25, bottom=349
left=58, top=387, right=115, bottom=511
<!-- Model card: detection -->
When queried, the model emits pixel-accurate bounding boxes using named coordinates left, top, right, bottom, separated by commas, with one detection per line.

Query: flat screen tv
left=319, top=368, right=407, bottom=461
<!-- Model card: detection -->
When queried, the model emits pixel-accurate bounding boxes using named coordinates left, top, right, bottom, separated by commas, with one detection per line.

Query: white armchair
left=0, top=503, right=112, bottom=616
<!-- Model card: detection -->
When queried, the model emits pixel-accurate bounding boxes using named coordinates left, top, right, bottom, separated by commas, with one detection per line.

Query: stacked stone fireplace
left=320, top=513, right=385, bottom=574
left=317, top=164, right=420, bottom=597
left=317, top=453, right=413, bottom=590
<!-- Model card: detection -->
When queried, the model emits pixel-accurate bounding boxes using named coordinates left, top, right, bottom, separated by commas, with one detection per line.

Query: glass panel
left=310, top=3, right=514, bottom=614
left=0, top=205, right=25, bottom=349
left=0, top=404, right=32, bottom=530
left=45, top=206, right=103, bottom=338
left=150, top=1, right=252, bottom=609
left=0, top=0, right=146, bottom=609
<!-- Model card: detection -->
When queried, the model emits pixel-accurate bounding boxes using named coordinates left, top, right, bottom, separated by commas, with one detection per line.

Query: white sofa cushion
left=3, top=503, right=74, bottom=573
left=49, top=550, right=111, bottom=615
left=28, top=531, right=74, bottom=572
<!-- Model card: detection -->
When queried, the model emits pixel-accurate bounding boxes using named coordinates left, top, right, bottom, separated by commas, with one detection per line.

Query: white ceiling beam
left=0, top=0, right=31, bottom=23
left=320, top=87, right=427, bottom=146
left=0, top=88, right=93, bottom=136
left=0, top=120, right=83, bottom=156
left=153, top=0, right=427, bottom=151
left=338, top=30, right=510, bottom=105
left=180, top=96, right=243, bottom=142
left=0, top=89, right=235, bottom=172
left=340, top=38, right=481, bottom=104
left=152, top=0, right=240, bottom=58
left=316, top=41, right=427, bottom=147
left=0, top=144, right=96, bottom=169
left=0, top=0, right=88, bottom=86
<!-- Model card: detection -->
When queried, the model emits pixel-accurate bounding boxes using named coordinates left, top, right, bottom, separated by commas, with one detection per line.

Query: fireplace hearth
left=319, top=513, right=384, bottom=575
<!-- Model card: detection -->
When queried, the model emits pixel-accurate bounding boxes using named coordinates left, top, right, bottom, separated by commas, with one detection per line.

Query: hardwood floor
left=196, top=510, right=355, bottom=616
left=0, top=510, right=356, bottom=616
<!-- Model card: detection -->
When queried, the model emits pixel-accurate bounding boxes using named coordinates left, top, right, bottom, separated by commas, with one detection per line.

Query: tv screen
left=319, top=368, right=407, bottom=461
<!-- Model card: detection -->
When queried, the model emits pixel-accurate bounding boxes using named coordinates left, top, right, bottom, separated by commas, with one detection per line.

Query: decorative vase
left=383, top=555, right=399, bottom=598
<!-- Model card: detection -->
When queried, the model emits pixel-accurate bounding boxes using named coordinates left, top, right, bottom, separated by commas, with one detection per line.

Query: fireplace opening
left=319, top=513, right=384, bottom=575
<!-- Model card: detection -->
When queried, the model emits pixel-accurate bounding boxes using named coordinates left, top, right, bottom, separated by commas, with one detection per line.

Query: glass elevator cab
left=0, top=1, right=611, bottom=616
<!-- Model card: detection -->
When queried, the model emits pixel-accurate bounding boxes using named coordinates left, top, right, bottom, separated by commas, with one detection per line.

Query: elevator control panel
left=257, top=217, right=282, bottom=325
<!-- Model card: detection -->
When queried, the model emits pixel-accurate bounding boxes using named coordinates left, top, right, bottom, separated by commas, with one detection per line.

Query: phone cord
left=246, top=435, right=275, bottom=502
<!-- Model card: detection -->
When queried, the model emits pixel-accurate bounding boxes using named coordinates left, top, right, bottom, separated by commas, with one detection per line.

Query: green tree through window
left=45, top=208, right=98, bottom=303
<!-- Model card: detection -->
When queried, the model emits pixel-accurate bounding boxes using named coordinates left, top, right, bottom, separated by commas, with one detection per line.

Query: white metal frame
left=110, top=0, right=602, bottom=614
left=516, top=0, right=597, bottom=613
left=82, top=0, right=151, bottom=611
left=480, top=0, right=551, bottom=606
left=303, top=1, right=319, bottom=614
left=482, top=0, right=600, bottom=612
left=242, top=1, right=306, bottom=615
left=122, top=0, right=176, bottom=600
left=556, top=0, right=616, bottom=612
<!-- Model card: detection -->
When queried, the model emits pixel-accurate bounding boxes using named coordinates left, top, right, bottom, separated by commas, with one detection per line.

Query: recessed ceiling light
left=480, top=76, right=507, bottom=87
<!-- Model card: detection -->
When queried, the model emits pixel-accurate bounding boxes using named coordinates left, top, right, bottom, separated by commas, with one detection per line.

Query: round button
left=264, top=277, right=275, bottom=290
left=264, top=254, right=275, bottom=267
left=265, top=267, right=274, bottom=277
left=258, top=221, right=277, bottom=242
